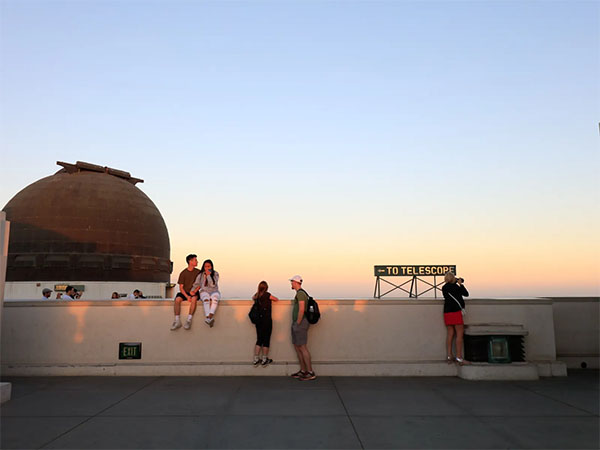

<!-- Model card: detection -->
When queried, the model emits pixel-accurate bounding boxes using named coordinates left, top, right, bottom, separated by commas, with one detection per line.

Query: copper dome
left=2, top=161, right=172, bottom=282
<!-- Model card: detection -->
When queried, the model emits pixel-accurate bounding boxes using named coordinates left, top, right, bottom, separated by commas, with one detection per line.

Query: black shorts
left=175, top=292, right=197, bottom=301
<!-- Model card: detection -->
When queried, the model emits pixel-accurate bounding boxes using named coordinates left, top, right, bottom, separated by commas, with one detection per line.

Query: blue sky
left=1, top=0, right=598, bottom=297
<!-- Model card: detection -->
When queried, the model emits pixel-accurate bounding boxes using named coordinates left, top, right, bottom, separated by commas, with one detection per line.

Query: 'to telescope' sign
left=374, top=265, right=456, bottom=277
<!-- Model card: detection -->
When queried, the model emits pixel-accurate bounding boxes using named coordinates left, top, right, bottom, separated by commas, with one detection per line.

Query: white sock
left=262, top=355, right=267, bottom=361
left=175, top=315, right=180, bottom=322
left=187, top=314, right=193, bottom=321
left=253, top=356, right=259, bottom=362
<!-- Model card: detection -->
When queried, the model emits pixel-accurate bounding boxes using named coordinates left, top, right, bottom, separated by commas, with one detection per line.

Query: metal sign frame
left=373, top=265, right=456, bottom=299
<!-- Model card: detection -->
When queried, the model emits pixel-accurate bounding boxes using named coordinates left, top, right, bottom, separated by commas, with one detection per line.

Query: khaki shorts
left=291, top=317, right=310, bottom=346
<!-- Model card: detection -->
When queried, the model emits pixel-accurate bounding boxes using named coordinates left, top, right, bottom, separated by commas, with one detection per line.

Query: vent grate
left=464, top=335, right=525, bottom=362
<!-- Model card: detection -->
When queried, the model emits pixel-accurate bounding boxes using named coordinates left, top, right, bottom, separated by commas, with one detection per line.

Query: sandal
left=456, top=357, right=471, bottom=366
left=290, top=370, right=306, bottom=378
left=446, top=356, right=455, bottom=364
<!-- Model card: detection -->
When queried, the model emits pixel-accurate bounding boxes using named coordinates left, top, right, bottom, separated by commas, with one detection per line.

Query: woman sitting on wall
left=192, top=259, right=221, bottom=327
left=442, top=271, right=470, bottom=365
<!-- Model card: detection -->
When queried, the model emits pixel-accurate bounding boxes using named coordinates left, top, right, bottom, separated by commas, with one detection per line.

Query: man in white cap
left=289, top=275, right=316, bottom=381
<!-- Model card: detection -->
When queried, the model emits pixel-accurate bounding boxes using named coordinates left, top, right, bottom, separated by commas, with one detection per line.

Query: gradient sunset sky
left=1, top=1, right=598, bottom=299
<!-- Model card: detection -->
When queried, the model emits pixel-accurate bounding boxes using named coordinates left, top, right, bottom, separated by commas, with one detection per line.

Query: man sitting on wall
left=170, top=254, right=201, bottom=331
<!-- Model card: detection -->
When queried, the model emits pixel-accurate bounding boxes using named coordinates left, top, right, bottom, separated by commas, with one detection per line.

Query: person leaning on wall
left=62, top=286, right=76, bottom=300
left=251, top=281, right=279, bottom=367
left=442, top=272, right=470, bottom=365
left=289, top=275, right=316, bottom=381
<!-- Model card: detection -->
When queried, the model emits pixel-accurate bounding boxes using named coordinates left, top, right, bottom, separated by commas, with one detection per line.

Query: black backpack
left=300, top=289, right=320, bottom=324
left=248, top=300, right=259, bottom=324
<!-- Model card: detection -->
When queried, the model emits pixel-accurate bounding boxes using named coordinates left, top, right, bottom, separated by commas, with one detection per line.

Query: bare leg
left=446, top=325, right=455, bottom=359
left=455, top=324, right=465, bottom=360
left=298, top=345, right=313, bottom=372
left=174, top=297, right=182, bottom=316
left=262, top=346, right=269, bottom=357
left=294, top=345, right=307, bottom=372
left=254, top=345, right=261, bottom=357
left=189, top=296, right=198, bottom=316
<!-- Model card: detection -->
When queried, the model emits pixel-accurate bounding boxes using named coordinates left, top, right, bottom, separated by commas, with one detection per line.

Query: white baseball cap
left=289, top=275, right=303, bottom=283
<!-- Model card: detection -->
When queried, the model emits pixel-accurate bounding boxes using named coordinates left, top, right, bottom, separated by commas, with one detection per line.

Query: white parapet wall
left=1, top=298, right=567, bottom=377
left=4, top=281, right=167, bottom=300
left=551, top=297, right=599, bottom=369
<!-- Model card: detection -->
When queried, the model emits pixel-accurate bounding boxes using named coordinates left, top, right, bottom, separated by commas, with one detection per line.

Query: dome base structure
left=2, top=161, right=172, bottom=284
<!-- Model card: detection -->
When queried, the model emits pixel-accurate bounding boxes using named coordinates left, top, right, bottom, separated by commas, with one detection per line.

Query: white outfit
left=62, top=294, right=74, bottom=300
left=193, top=271, right=221, bottom=316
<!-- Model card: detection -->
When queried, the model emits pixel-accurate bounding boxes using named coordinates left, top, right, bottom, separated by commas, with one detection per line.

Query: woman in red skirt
left=442, top=272, right=470, bottom=365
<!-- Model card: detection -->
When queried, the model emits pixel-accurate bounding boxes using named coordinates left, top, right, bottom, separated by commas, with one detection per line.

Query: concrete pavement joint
left=206, top=376, right=245, bottom=448
left=331, top=377, right=365, bottom=450
left=37, top=376, right=161, bottom=449
left=430, top=384, right=523, bottom=448
left=512, top=381, right=599, bottom=416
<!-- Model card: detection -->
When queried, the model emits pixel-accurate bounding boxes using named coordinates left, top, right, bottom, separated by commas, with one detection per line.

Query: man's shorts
left=200, top=291, right=221, bottom=301
left=291, top=317, right=310, bottom=346
left=175, top=292, right=197, bottom=301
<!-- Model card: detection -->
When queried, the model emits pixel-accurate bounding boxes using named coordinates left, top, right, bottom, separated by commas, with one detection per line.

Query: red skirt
left=444, top=311, right=464, bottom=326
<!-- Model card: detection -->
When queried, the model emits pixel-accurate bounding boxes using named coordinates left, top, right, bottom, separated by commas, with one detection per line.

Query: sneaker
left=209, top=318, right=215, bottom=328
left=170, top=321, right=182, bottom=331
left=290, top=370, right=306, bottom=379
left=183, top=319, right=192, bottom=330
left=253, top=358, right=261, bottom=367
left=205, top=317, right=211, bottom=325
left=261, top=358, right=273, bottom=367
left=300, top=371, right=316, bottom=381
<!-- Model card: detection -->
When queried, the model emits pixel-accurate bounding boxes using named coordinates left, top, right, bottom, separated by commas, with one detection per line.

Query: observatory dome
left=2, top=161, right=172, bottom=283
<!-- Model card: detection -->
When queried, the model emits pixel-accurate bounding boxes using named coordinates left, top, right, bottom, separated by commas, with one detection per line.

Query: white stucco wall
left=1, top=298, right=562, bottom=376
left=551, top=297, right=599, bottom=369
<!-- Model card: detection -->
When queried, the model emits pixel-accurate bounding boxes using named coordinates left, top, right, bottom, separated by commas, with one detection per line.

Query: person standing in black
left=442, top=271, right=470, bottom=365
left=252, top=281, right=279, bottom=367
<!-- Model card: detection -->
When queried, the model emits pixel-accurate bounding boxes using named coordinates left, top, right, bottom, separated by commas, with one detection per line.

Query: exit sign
left=119, top=342, right=142, bottom=360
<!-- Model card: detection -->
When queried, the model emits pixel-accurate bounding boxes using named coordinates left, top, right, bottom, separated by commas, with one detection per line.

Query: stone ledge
left=458, top=362, right=539, bottom=380
left=1, top=361, right=460, bottom=377
left=465, top=323, right=528, bottom=336
left=3, top=298, right=556, bottom=307
left=0, top=382, right=12, bottom=403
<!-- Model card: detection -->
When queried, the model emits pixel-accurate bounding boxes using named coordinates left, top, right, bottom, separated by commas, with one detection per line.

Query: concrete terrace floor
left=0, top=371, right=598, bottom=449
